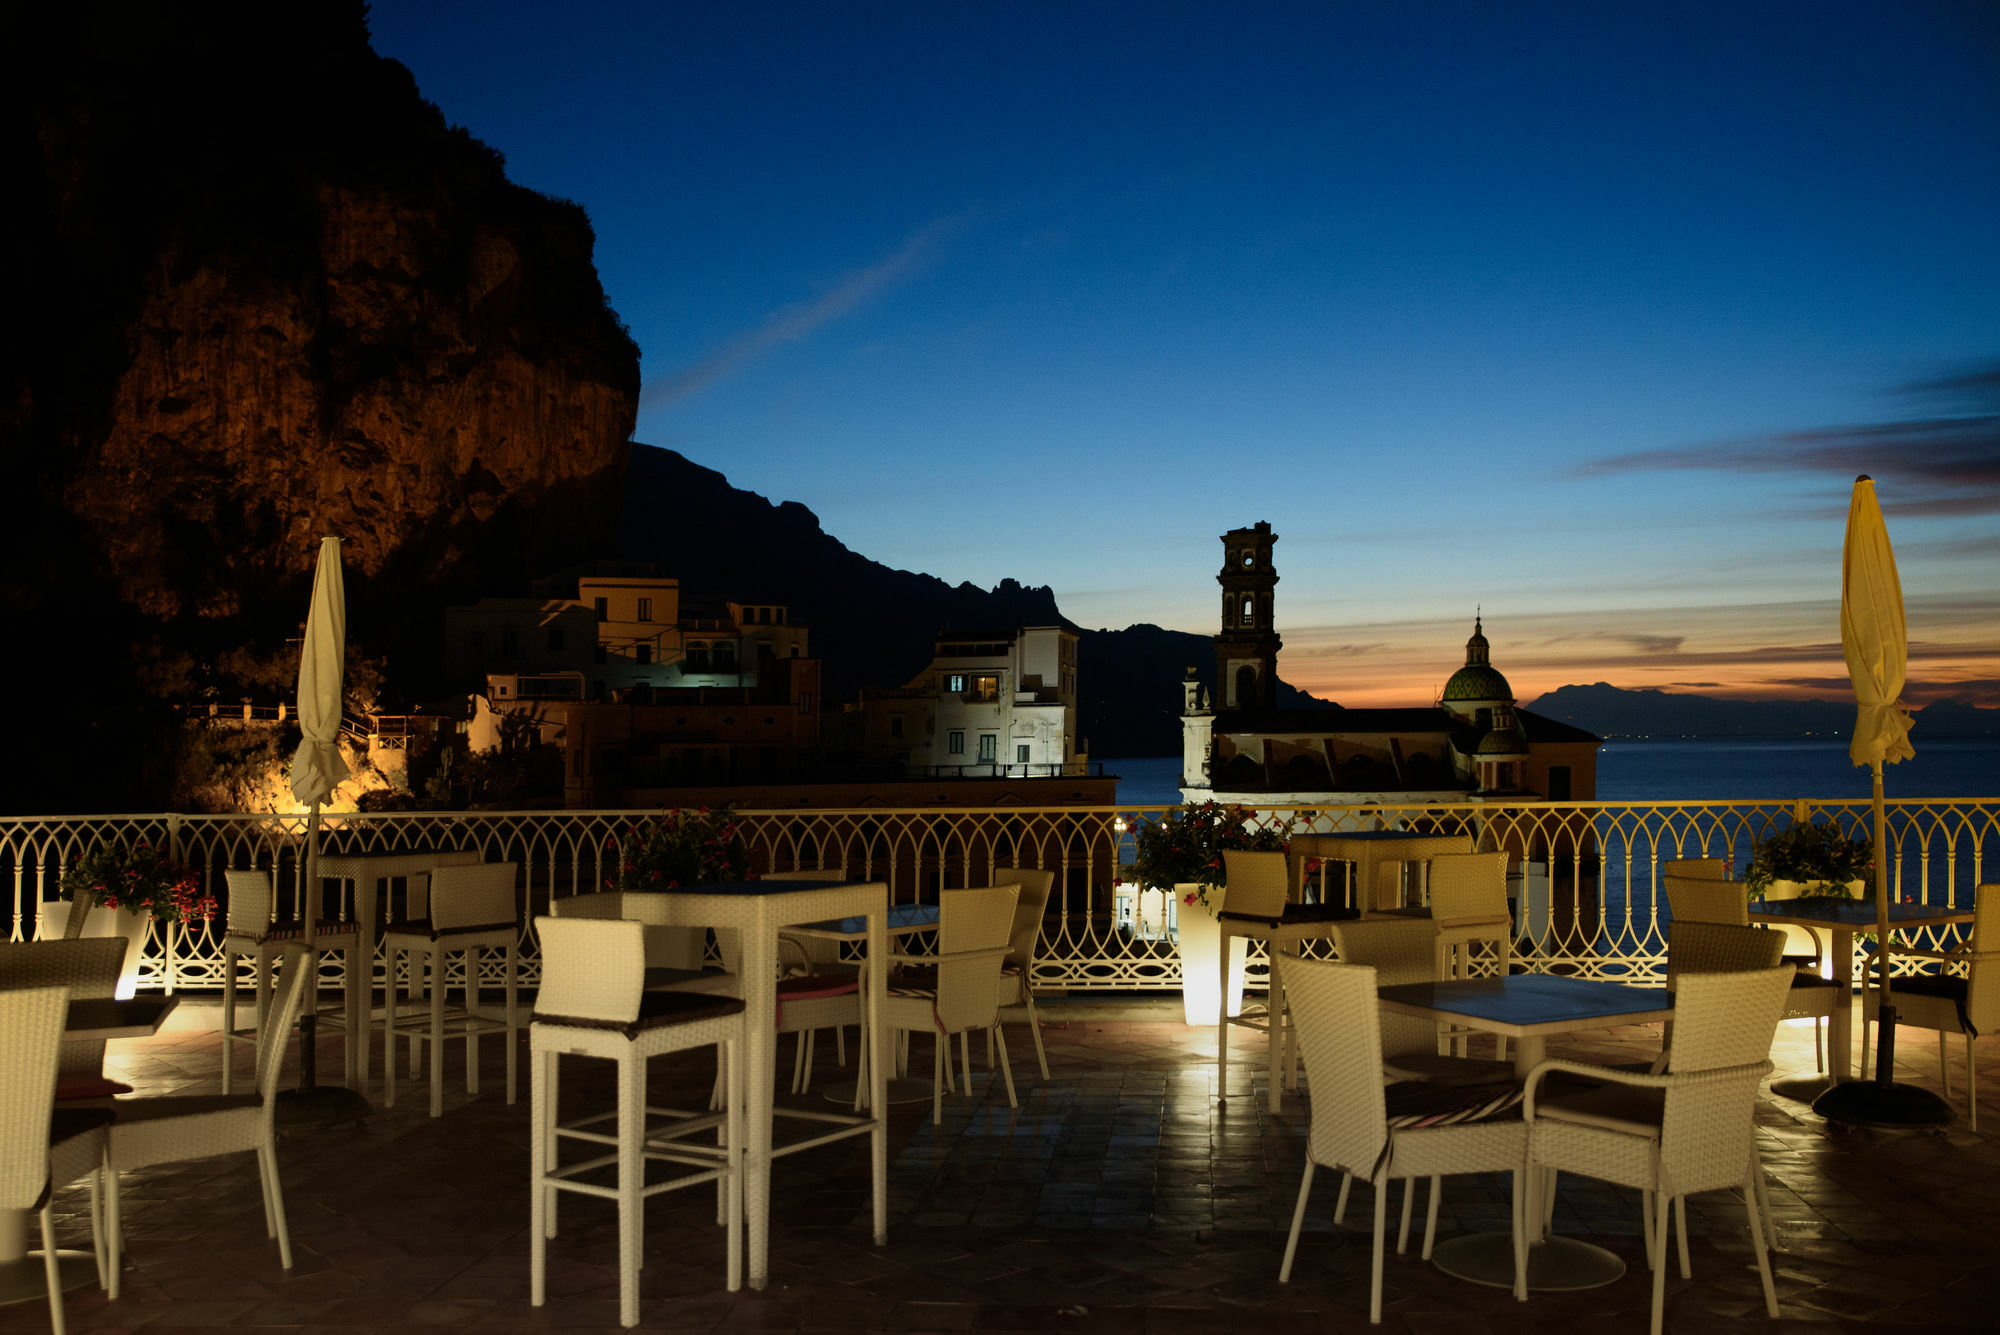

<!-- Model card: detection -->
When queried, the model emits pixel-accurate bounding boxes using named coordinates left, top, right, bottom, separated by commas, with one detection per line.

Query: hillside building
left=858, top=626, right=1082, bottom=777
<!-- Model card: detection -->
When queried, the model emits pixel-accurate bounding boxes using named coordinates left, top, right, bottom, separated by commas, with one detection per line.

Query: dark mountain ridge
left=1525, top=682, right=2000, bottom=739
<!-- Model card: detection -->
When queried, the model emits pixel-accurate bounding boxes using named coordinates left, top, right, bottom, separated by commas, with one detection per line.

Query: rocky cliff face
left=2, top=1, right=638, bottom=811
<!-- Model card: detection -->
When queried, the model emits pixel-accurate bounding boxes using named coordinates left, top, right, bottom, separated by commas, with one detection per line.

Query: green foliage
left=608, top=805, right=751, bottom=892
left=1743, top=819, right=1874, bottom=896
left=59, top=839, right=217, bottom=923
left=1129, top=801, right=1295, bottom=912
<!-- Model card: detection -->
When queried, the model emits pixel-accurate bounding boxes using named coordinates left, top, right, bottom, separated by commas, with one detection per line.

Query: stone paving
left=12, top=998, right=2000, bottom=1333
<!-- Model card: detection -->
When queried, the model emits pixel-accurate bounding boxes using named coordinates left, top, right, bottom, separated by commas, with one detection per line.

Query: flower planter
left=1172, top=884, right=1248, bottom=1026
left=1761, top=878, right=1866, bottom=966
left=41, top=901, right=154, bottom=999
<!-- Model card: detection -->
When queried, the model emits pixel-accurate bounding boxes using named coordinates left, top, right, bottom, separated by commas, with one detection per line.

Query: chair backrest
left=431, top=862, right=518, bottom=929
left=933, top=885, right=1018, bottom=1033
left=61, top=887, right=97, bottom=938
left=1656, top=965, right=1792, bottom=1197
left=1427, top=852, right=1510, bottom=924
left=0, top=938, right=131, bottom=1085
left=1963, top=884, right=2000, bottom=1033
left=0, top=986, right=68, bottom=1210
left=1661, top=856, right=1731, bottom=882
left=1664, top=874, right=1750, bottom=926
left=1221, top=850, right=1289, bottom=919
left=549, top=891, right=623, bottom=919
left=1665, top=920, right=1783, bottom=985
left=1000, top=869, right=1055, bottom=974
left=1331, top=917, right=1440, bottom=1059
left=1283, top=957, right=1388, bottom=1179
left=534, top=916, right=644, bottom=1024
left=225, top=869, right=274, bottom=934
left=254, top=944, right=316, bottom=1105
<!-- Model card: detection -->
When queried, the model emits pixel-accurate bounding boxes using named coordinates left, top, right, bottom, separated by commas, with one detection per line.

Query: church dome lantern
left=1440, top=614, right=1513, bottom=709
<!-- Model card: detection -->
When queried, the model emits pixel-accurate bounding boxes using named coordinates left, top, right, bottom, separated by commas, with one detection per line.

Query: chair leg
left=222, top=944, right=238, bottom=1095
left=1743, top=1171, right=1780, bottom=1319
left=932, top=1036, right=945, bottom=1125
left=1334, top=1171, right=1352, bottom=1225
left=835, top=1025, right=847, bottom=1068
left=958, top=1030, right=973, bottom=1091
left=1968, top=1031, right=1979, bottom=1132
left=1370, top=1176, right=1388, bottom=1324
left=1814, top=1014, right=1824, bottom=1074
left=1641, top=1188, right=1654, bottom=1264
left=1510, top=1168, right=1527, bottom=1302
left=1749, top=1140, right=1778, bottom=1251
left=40, top=1207, right=66, bottom=1335
left=1023, top=992, right=1051, bottom=1080
left=1396, top=1176, right=1415, bottom=1254
left=546, top=1051, right=563, bottom=1239
left=530, top=1047, right=549, bottom=1307
left=383, top=947, right=400, bottom=1108
left=106, top=1156, right=123, bottom=1301
left=790, top=1031, right=808, bottom=1093
left=1422, top=1174, right=1442, bottom=1260
left=992, top=1024, right=1018, bottom=1108
left=1649, top=1193, right=1673, bottom=1335
left=799, top=1030, right=817, bottom=1095
left=1940, top=1028, right=1951, bottom=1098
left=1674, top=1196, right=1691, bottom=1279
left=617, top=1052, right=642, bottom=1328
left=260, top=1142, right=294, bottom=1268
left=984, top=1026, right=994, bottom=1071
left=465, top=945, right=483, bottom=1098
left=1279, top=1161, right=1315, bottom=1281
left=724, top=1034, right=743, bottom=1292
left=84, top=1169, right=105, bottom=1289
left=505, top=944, right=519, bottom=1106
left=431, top=947, right=447, bottom=1118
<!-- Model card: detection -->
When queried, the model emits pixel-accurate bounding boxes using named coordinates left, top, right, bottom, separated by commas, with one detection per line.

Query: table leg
left=1267, top=943, right=1288, bottom=1113
left=743, top=920, right=777, bottom=1289
left=867, top=909, right=888, bottom=1246
left=1215, top=927, right=1231, bottom=1103
left=0, top=1207, right=95, bottom=1305
left=1830, top=927, right=1854, bottom=1081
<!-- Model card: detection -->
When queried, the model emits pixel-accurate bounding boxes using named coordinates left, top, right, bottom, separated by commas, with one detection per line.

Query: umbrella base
left=1812, top=1078, right=1954, bottom=1130
left=1769, top=1074, right=1837, bottom=1103
left=276, top=1084, right=372, bottom=1130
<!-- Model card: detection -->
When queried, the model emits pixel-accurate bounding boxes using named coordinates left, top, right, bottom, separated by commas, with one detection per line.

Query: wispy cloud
left=1574, top=358, right=2000, bottom=516
left=641, top=217, right=962, bottom=408
left=1538, top=629, right=1686, bottom=656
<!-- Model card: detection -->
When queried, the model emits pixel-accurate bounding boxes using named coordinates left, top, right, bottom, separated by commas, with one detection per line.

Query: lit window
left=946, top=674, right=966, bottom=693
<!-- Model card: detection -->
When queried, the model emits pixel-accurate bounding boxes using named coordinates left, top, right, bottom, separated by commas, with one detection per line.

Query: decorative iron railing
left=4, top=799, right=1995, bottom=993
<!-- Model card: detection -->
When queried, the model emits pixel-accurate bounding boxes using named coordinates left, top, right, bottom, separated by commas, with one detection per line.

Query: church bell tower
left=1214, top=521, right=1281, bottom=710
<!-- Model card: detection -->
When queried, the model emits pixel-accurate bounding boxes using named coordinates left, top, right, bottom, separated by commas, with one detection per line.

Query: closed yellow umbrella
left=287, top=536, right=348, bottom=1094
left=1815, top=476, right=1950, bottom=1126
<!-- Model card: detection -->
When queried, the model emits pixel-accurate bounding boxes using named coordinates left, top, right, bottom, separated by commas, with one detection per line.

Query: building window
left=969, top=674, right=1000, bottom=702
left=637, top=597, right=652, bottom=622
left=947, top=730, right=965, bottom=755
left=945, top=673, right=966, bottom=694
left=775, top=608, right=785, bottom=624
left=1242, top=596, right=1254, bottom=622
left=798, top=691, right=813, bottom=716
left=978, top=733, right=997, bottom=762
left=636, top=645, right=652, bottom=665
left=593, top=597, right=608, bottom=621
left=1016, top=744, right=1030, bottom=764
left=546, top=628, right=565, bottom=651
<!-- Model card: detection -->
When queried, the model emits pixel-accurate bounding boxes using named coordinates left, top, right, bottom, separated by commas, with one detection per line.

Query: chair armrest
left=1523, top=1057, right=1772, bottom=1118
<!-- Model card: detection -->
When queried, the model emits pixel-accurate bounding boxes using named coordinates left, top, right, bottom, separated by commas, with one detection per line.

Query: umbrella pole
left=301, top=799, right=320, bottom=1091
left=1870, top=760, right=1898, bottom=1084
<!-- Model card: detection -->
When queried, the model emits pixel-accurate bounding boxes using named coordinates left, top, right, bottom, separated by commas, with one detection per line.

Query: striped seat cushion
left=384, top=919, right=516, bottom=941
left=226, top=918, right=358, bottom=943
left=534, top=989, right=745, bottom=1039
left=1383, top=1079, right=1524, bottom=1129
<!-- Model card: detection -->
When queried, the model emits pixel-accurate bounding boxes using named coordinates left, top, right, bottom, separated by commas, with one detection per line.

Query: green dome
left=1442, top=664, right=1513, bottom=703
left=1475, top=725, right=1528, bottom=757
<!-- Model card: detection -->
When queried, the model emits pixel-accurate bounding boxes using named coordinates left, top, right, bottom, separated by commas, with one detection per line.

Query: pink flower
left=1183, top=892, right=1198, bottom=906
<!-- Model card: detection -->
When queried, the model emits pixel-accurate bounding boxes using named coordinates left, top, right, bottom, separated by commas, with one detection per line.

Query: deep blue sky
left=368, top=1, right=2000, bottom=706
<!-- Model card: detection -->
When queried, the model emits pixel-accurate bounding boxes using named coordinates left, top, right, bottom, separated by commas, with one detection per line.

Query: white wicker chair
left=882, top=885, right=1019, bottom=1125
left=1428, top=852, right=1514, bottom=1061
left=1216, top=849, right=1351, bottom=1109
left=0, top=985, right=116, bottom=1335
left=382, top=862, right=522, bottom=1117
left=1521, top=964, right=1794, bottom=1335
left=1276, top=957, right=1528, bottom=1323
left=105, top=942, right=315, bottom=1295
left=0, top=938, right=134, bottom=1100
left=529, top=916, right=745, bottom=1328
left=992, top=870, right=1055, bottom=1080
left=1860, top=883, right=2000, bottom=1130
left=1664, top=873, right=1839, bottom=1071
left=220, top=869, right=366, bottom=1094
left=768, top=869, right=864, bottom=1090
left=1323, top=917, right=1518, bottom=1252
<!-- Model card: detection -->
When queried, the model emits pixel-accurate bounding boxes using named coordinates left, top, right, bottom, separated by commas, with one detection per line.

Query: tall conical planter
left=42, top=900, right=154, bottom=999
left=1761, top=878, right=1865, bottom=969
left=1173, top=884, right=1248, bottom=1026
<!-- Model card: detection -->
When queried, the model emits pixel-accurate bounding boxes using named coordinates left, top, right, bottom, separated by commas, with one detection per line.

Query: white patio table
left=1375, top=974, right=1673, bottom=1293
left=604, top=879, right=889, bottom=1289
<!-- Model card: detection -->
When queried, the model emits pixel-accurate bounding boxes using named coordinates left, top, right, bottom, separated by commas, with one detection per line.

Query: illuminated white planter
left=1761, top=878, right=1866, bottom=971
left=1172, top=883, right=1248, bottom=1026
left=41, top=901, right=154, bottom=999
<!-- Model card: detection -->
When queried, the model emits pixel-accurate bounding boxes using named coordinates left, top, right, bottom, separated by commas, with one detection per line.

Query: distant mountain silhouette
left=615, top=445, right=1331, bottom=754
left=1524, top=682, right=2000, bottom=739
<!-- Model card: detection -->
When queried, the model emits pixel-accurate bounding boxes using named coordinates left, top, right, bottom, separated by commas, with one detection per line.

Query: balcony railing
left=5, top=798, right=1994, bottom=995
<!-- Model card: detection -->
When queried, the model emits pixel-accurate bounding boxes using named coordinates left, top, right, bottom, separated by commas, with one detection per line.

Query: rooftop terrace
left=22, top=998, right=2000, bottom=1334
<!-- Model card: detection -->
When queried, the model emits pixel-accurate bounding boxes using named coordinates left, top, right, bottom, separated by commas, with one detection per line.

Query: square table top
left=789, top=902, right=940, bottom=938
left=1748, top=898, right=1974, bottom=929
left=66, top=995, right=178, bottom=1041
left=1377, top=974, right=1673, bottom=1037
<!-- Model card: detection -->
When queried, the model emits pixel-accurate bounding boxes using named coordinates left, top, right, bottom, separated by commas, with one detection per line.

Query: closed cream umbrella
left=287, top=536, right=349, bottom=1095
left=1814, top=476, right=1951, bottom=1127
